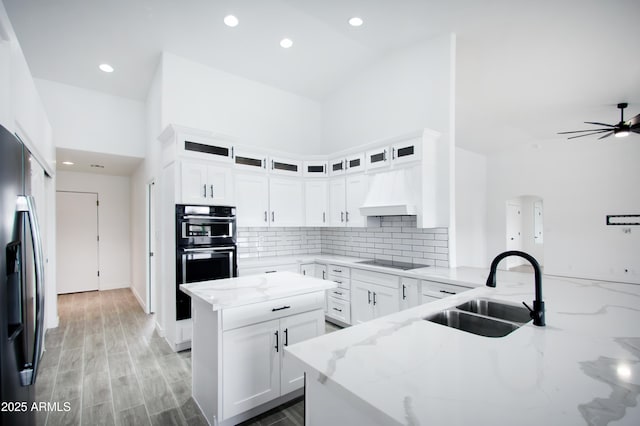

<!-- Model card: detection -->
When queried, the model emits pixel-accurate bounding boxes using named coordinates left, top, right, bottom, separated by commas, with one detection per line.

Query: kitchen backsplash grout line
left=237, top=216, right=449, bottom=267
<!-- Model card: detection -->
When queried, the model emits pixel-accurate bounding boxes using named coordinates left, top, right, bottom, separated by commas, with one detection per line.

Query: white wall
left=322, top=34, right=455, bottom=152
left=35, top=78, right=146, bottom=157
left=160, top=52, right=323, bottom=155
left=520, top=196, right=544, bottom=265
left=486, top=139, right=640, bottom=284
left=455, top=147, right=487, bottom=267
left=56, top=171, right=132, bottom=290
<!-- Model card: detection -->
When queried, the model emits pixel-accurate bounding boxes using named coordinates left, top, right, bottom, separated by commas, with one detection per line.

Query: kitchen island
left=285, top=269, right=640, bottom=425
left=180, top=271, right=337, bottom=426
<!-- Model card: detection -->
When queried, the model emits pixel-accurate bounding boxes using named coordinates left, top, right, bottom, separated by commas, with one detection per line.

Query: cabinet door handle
left=263, top=158, right=267, bottom=169
left=231, top=146, right=234, bottom=159
left=264, top=211, right=268, bottom=222
left=271, top=160, right=274, bottom=170
left=392, top=147, right=396, bottom=160
left=271, top=305, right=291, bottom=311
left=271, top=211, right=275, bottom=222
left=210, top=184, right=214, bottom=198
left=373, top=292, right=377, bottom=306
left=203, top=184, right=207, bottom=198
left=367, top=290, right=371, bottom=304
left=284, top=328, right=289, bottom=346
left=323, top=212, right=326, bottom=223
left=341, top=211, right=344, bottom=222
left=402, top=284, right=406, bottom=300
left=302, top=270, right=306, bottom=275
left=439, top=290, right=456, bottom=295
left=322, top=270, right=326, bottom=279
left=345, top=211, right=349, bottom=222
left=383, top=149, right=387, bottom=162
left=274, top=331, right=279, bottom=352
left=332, top=307, right=342, bottom=312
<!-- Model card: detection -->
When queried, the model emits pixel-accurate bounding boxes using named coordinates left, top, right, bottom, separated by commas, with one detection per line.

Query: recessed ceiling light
left=224, top=15, right=239, bottom=27
left=90, top=164, right=105, bottom=169
left=348, top=17, right=363, bottom=27
left=99, top=63, right=114, bottom=73
left=62, top=161, right=74, bottom=165
left=280, top=38, right=293, bottom=49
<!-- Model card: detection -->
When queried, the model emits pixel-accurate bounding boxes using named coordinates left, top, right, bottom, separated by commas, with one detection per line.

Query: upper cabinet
left=269, top=156, right=302, bottom=177
left=345, top=153, right=365, bottom=174
left=303, top=160, right=328, bottom=177
left=180, top=160, right=233, bottom=205
left=234, top=147, right=267, bottom=172
left=328, top=157, right=346, bottom=176
left=269, top=178, right=304, bottom=226
left=390, top=138, right=420, bottom=165
left=365, top=146, right=389, bottom=171
left=181, top=136, right=234, bottom=164
left=235, top=173, right=269, bottom=227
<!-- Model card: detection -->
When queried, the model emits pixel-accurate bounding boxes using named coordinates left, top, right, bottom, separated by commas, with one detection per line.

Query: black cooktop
left=356, top=259, right=430, bottom=270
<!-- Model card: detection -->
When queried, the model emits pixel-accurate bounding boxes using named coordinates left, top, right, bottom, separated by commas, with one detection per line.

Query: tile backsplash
left=238, top=216, right=449, bottom=267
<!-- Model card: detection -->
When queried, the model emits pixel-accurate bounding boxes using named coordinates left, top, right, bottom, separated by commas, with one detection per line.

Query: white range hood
left=359, top=169, right=418, bottom=216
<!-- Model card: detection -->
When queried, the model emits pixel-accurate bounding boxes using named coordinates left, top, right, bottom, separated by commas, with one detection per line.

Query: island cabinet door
left=222, top=319, right=281, bottom=419
left=280, top=310, right=325, bottom=395
left=351, top=280, right=375, bottom=325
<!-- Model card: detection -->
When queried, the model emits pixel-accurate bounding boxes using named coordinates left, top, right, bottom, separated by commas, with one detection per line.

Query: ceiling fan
left=558, top=103, right=640, bottom=140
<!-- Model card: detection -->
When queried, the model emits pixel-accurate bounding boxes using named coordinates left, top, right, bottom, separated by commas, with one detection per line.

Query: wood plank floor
left=36, top=289, right=343, bottom=425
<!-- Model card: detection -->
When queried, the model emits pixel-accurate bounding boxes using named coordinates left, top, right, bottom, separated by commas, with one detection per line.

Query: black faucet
left=486, top=250, right=545, bottom=326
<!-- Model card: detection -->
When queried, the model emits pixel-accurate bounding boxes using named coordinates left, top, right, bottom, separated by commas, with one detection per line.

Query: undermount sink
left=425, top=310, right=520, bottom=338
left=456, top=299, right=532, bottom=324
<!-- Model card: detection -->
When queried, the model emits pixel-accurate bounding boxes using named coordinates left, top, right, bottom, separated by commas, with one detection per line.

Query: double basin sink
left=425, top=298, right=532, bottom=338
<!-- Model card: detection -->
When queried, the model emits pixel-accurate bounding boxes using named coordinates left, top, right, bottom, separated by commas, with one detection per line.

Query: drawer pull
left=439, top=290, right=456, bottom=295
left=333, top=269, right=342, bottom=273
left=333, top=291, right=343, bottom=296
left=271, top=305, right=291, bottom=312
left=332, top=307, right=343, bottom=312
left=265, top=270, right=277, bottom=274
left=334, top=280, right=343, bottom=284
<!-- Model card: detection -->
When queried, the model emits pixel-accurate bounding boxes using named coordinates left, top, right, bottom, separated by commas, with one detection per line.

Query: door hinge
left=97, top=270, right=100, bottom=277
left=96, top=200, right=100, bottom=206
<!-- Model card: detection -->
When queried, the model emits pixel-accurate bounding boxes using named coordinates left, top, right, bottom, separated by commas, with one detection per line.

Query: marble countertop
left=239, top=254, right=487, bottom=287
left=286, top=271, right=640, bottom=425
left=179, top=271, right=337, bottom=311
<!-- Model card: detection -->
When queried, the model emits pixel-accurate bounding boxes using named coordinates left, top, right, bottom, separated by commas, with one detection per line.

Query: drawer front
left=327, top=264, right=350, bottom=279
left=222, top=292, right=324, bottom=331
left=352, top=268, right=399, bottom=289
left=327, top=287, right=350, bottom=301
left=239, top=264, right=299, bottom=276
left=421, top=280, right=470, bottom=299
left=328, top=276, right=350, bottom=290
left=326, top=296, right=351, bottom=324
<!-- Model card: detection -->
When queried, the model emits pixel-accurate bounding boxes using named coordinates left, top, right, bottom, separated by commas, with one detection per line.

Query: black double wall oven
left=175, top=205, right=237, bottom=320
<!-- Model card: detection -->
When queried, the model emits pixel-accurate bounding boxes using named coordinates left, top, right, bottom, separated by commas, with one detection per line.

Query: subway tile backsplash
left=237, top=216, right=449, bottom=267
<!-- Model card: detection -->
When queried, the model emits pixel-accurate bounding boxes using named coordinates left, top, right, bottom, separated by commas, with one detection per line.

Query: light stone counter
left=286, top=271, right=640, bottom=425
left=180, top=271, right=337, bottom=311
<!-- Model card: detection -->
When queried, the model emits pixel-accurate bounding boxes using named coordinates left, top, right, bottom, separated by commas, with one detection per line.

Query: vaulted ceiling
left=5, top=0, right=640, bottom=153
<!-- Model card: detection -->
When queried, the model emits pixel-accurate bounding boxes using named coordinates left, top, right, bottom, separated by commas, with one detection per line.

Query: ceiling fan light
left=614, top=129, right=630, bottom=138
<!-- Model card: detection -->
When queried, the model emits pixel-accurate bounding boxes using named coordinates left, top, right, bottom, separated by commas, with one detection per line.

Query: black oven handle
left=181, top=246, right=236, bottom=252
left=181, top=215, right=235, bottom=220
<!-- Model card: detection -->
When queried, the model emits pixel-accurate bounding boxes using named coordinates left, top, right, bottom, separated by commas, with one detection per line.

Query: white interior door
left=147, top=181, right=156, bottom=313
left=56, top=191, right=99, bottom=294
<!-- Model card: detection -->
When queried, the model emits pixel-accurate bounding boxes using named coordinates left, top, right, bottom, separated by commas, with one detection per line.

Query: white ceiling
left=56, top=148, right=142, bottom=176
left=4, top=0, right=640, bottom=154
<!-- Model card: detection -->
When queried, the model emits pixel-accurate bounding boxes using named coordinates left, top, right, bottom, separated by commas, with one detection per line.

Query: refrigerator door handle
left=16, top=195, right=45, bottom=386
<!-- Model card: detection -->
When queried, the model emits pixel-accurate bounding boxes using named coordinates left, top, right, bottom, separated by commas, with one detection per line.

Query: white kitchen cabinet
left=234, top=147, right=267, bottom=172
left=391, top=138, right=420, bottom=165
left=222, top=309, right=324, bottom=418
left=269, top=177, right=304, bottom=226
left=345, top=152, right=366, bottom=174
left=300, top=263, right=327, bottom=279
left=326, top=265, right=351, bottom=325
left=303, top=160, right=328, bottom=177
left=328, top=157, right=346, bottom=176
left=181, top=136, right=234, bottom=164
left=420, top=280, right=471, bottom=304
left=269, top=155, right=302, bottom=176
left=327, top=175, right=368, bottom=227
left=223, top=319, right=281, bottom=418
left=399, top=277, right=420, bottom=310
left=181, top=160, right=233, bottom=205
left=280, top=310, right=325, bottom=394
left=345, top=174, right=368, bottom=227
left=351, top=280, right=399, bottom=324
left=304, top=180, right=328, bottom=226
left=365, top=146, right=390, bottom=171
left=240, top=264, right=299, bottom=276
left=235, top=173, right=269, bottom=227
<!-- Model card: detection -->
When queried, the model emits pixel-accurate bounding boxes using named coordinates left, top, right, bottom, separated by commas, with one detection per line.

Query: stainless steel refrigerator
left=0, top=124, right=45, bottom=426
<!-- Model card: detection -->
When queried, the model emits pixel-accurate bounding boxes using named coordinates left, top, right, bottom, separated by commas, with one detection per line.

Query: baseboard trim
left=131, top=286, right=148, bottom=313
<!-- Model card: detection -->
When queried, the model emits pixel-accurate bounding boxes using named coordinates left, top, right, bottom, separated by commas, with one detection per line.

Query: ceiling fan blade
left=567, top=130, right=611, bottom=139
left=597, top=132, right=614, bottom=140
left=584, top=121, right=616, bottom=127
left=558, top=129, right=611, bottom=134
left=626, top=113, right=640, bottom=127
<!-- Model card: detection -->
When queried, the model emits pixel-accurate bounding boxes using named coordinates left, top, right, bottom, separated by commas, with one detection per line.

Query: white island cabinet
left=180, top=271, right=336, bottom=426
